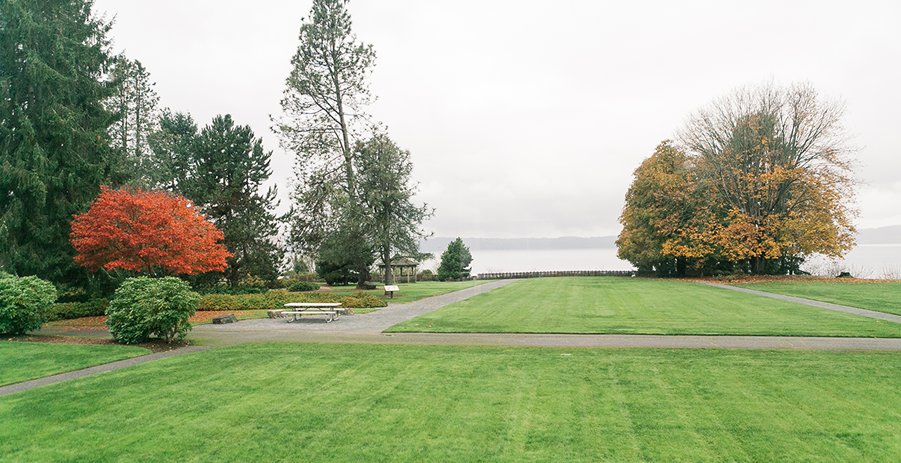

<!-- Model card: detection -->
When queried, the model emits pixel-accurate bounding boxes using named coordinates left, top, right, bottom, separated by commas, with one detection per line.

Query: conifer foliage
left=437, top=238, right=473, bottom=281
left=0, top=0, right=118, bottom=282
left=183, top=115, right=283, bottom=286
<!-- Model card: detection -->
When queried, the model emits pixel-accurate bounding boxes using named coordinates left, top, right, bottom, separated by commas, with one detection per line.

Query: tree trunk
left=383, top=250, right=394, bottom=285
left=333, top=74, right=356, bottom=199
left=356, top=266, right=370, bottom=288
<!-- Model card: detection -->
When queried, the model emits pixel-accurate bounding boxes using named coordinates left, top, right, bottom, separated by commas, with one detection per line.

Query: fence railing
left=476, top=270, right=635, bottom=280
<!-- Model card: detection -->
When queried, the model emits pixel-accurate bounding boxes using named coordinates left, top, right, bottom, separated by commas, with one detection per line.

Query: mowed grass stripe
left=736, top=280, right=901, bottom=316
left=386, top=277, right=901, bottom=337
left=0, top=342, right=148, bottom=386
left=0, top=343, right=898, bottom=462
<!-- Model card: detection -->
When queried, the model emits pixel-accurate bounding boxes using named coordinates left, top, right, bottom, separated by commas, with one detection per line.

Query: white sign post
left=384, top=285, right=400, bottom=298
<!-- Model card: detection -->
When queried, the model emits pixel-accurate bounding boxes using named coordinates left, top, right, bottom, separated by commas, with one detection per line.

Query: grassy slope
left=736, top=280, right=901, bottom=316
left=387, top=277, right=901, bottom=337
left=328, top=280, right=487, bottom=305
left=0, top=342, right=148, bottom=386
left=1, top=343, right=898, bottom=462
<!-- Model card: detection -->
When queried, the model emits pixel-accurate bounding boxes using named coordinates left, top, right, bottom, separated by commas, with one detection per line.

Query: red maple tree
left=71, top=187, right=231, bottom=275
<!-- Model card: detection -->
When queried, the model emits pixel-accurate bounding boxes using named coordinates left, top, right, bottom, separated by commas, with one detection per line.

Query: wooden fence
left=476, top=270, right=635, bottom=280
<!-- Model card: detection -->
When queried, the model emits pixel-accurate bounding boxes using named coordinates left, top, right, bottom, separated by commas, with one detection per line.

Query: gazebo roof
left=377, top=256, right=419, bottom=267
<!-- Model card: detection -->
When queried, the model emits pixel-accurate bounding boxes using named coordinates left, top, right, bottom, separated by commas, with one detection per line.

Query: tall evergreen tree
left=146, top=110, right=197, bottom=191
left=108, top=56, right=160, bottom=184
left=275, top=0, right=375, bottom=286
left=355, top=133, right=433, bottom=284
left=0, top=0, right=118, bottom=283
left=184, top=115, right=282, bottom=286
left=437, top=238, right=473, bottom=281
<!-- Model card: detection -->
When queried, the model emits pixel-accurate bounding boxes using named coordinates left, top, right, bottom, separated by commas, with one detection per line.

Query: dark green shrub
left=290, top=272, right=319, bottom=283
left=55, top=286, right=91, bottom=303
left=106, top=277, right=199, bottom=344
left=0, top=274, right=57, bottom=335
left=288, top=281, right=320, bottom=292
left=274, top=272, right=321, bottom=289
left=316, top=259, right=358, bottom=286
left=46, top=299, right=109, bottom=321
left=238, top=275, right=270, bottom=290
left=197, top=291, right=386, bottom=311
left=417, top=269, right=436, bottom=281
left=198, top=285, right=267, bottom=295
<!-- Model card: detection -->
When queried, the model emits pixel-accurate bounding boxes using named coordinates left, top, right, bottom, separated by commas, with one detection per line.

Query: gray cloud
left=95, top=0, right=901, bottom=237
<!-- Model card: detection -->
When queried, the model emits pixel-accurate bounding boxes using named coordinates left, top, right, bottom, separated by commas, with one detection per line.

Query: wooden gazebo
left=376, top=257, right=420, bottom=283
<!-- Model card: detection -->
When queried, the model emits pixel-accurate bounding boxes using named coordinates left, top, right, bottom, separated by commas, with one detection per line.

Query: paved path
left=0, top=346, right=207, bottom=397
left=704, top=282, right=901, bottom=324
left=193, top=279, right=516, bottom=337
left=192, top=330, right=901, bottom=350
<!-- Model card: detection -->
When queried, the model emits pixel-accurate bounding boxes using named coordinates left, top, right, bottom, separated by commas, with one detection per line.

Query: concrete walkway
left=193, top=279, right=516, bottom=337
left=704, top=282, right=901, bottom=324
left=192, top=330, right=901, bottom=350
left=0, top=346, right=207, bottom=397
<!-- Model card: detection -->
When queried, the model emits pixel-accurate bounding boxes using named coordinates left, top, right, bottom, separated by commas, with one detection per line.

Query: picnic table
left=280, top=302, right=343, bottom=323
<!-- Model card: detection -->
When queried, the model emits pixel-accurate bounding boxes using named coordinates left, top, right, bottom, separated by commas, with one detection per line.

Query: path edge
left=0, top=346, right=208, bottom=397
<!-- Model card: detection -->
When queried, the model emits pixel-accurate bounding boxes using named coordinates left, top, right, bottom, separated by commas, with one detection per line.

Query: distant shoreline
left=420, top=226, right=901, bottom=253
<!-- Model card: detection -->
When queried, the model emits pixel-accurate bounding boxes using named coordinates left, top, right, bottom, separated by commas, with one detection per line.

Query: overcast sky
left=93, top=0, right=901, bottom=238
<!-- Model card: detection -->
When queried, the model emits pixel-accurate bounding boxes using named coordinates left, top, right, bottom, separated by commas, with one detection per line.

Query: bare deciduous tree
left=677, top=82, right=856, bottom=273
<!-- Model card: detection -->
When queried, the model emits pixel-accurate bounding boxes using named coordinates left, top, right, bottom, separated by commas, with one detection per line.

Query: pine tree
left=275, top=0, right=376, bottom=286
left=437, top=238, right=473, bottom=281
left=183, top=115, right=283, bottom=286
left=355, top=133, right=433, bottom=284
left=146, top=110, right=197, bottom=191
left=0, top=0, right=118, bottom=283
left=108, top=56, right=160, bottom=184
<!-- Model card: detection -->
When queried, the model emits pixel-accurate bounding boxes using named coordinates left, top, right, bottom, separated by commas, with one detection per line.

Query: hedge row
left=197, top=291, right=387, bottom=311
left=46, top=299, right=109, bottom=321
left=44, top=291, right=388, bottom=320
left=287, top=281, right=320, bottom=292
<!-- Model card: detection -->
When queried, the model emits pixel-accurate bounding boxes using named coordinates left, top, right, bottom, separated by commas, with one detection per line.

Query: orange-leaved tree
left=71, top=187, right=231, bottom=275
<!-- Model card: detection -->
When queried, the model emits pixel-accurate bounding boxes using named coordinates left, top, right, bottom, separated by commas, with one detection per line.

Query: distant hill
left=420, top=225, right=901, bottom=253
left=419, top=236, right=617, bottom=253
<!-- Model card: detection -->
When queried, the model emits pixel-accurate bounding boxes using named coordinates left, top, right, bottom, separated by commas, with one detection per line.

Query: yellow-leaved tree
left=619, top=83, right=856, bottom=276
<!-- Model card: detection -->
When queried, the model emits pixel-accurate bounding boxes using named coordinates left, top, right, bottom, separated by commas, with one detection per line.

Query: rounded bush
left=106, top=277, right=199, bottom=344
left=288, top=281, right=320, bottom=292
left=0, top=274, right=58, bottom=335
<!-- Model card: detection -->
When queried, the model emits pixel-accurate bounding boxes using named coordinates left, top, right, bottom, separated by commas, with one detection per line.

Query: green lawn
left=387, top=277, right=901, bottom=337
left=329, top=280, right=487, bottom=305
left=1, top=343, right=898, bottom=461
left=736, top=280, right=901, bottom=316
left=0, top=342, right=148, bottom=386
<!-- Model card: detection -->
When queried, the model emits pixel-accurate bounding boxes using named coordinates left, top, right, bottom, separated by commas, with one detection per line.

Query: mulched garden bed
left=44, top=310, right=263, bottom=330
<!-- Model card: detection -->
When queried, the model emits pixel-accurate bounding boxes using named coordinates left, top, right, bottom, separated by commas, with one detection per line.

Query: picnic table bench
left=279, top=302, right=343, bottom=323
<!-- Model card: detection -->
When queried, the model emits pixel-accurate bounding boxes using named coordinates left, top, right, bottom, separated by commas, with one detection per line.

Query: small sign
left=384, top=285, right=400, bottom=292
